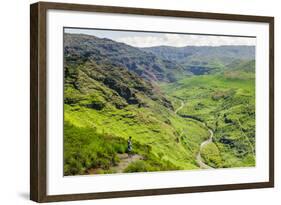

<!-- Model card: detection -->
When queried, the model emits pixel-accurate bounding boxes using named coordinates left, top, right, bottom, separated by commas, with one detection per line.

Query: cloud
left=116, top=34, right=256, bottom=47
left=65, top=28, right=256, bottom=47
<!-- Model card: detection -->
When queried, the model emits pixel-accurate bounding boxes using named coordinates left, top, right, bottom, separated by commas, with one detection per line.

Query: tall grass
left=64, top=121, right=181, bottom=175
left=64, top=122, right=127, bottom=175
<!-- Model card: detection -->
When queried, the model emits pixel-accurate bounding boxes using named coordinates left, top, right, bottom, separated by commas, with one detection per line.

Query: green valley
left=161, top=73, right=255, bottom=168
left=63, top=31, right=256, bottom=175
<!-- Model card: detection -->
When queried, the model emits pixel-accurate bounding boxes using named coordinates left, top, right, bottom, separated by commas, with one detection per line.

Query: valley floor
left=176, top=100, right=214, bottom=169
left=161, top=74, right=256, bottom=169
left=64, top=74, right=255, bottom=175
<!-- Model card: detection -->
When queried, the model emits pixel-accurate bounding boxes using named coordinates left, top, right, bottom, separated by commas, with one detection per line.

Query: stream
left=175, top=101, right=214, bottom=169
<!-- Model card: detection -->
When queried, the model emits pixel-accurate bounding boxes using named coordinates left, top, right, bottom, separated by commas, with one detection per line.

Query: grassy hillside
left=63, top=32, right=256, bottom=175
left=161, top=73, right=255, bottom=168
left=63, top=38, right=210, bottom=175
left=64, top=101, right=210, bottom=175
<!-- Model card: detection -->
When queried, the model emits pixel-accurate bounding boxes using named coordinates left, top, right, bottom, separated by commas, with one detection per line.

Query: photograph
left=63, top=28, right=256, bottom=176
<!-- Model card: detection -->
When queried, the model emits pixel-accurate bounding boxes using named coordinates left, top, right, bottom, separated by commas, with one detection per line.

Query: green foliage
left=63, top=32, right=256, bottom=174
left=226, top=59, right=255, bottom=73
left=124, top=161, right=154, bottom=172
left=64, top=97, right=207, bottom=175
left=63, top=42, right=210, bottom=174
left=216, top=142, right=255, bottom=167
left=64, top=122, right=128, bottom=175
left=124, top=154, right=180, bottom=173
left=64, top=118, right=187, bottom=175
left=201, top=142, right=223, bottom=168
left=161, top=74, right=255, bottom=168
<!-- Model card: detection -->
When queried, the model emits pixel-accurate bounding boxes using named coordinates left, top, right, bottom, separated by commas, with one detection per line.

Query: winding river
left=175, top=101, right=214, bottom=169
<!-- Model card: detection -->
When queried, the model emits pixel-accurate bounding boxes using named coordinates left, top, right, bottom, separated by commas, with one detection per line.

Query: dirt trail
left=175, top=100, right=214, bottom=169
left=175, top=101, right=185, bottom=114
left=195, top=124, right=214, bottom=169
left=87, top=153, right=143, bottom=174
left=113, top=154, right=143, bottom=173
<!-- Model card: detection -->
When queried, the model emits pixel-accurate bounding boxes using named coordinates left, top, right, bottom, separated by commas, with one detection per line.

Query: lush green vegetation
left=200, top=142, right=223, bottom=168
left=64, top=120, right=183, bottom=175
left=161, top=73, right=255, bottom=168
left=64, top=96, right=210, bottom=175
left=63, top=32, right=256, bottom=175
left=63, top=38, right=210, bottom=175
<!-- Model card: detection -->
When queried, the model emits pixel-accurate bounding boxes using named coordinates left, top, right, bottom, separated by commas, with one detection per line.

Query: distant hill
left=65, top=33, right=255, bottom=80
left=141, top=45, right=255, bottom=75
left=226, top=59, right=255, bottom=73
left=64, top=33, right=184, bottom=82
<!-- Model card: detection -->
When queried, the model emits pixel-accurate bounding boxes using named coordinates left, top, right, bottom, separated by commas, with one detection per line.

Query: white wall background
left=0, top=0, right=279, bottom=204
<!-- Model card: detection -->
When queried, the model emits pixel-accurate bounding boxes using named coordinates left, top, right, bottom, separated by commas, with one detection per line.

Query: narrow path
left=175, top=101, right=185, bottom=114
left=87, top=153, right=143, bottom=174
left=195, top=124, right=214, bottom=169
left=175, top=100, right=214, bottom=169
left=113, top=154, right=143, bottom=173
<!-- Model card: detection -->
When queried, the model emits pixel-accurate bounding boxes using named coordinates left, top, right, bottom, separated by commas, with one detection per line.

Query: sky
left=64, top=28, right=256, bottom=48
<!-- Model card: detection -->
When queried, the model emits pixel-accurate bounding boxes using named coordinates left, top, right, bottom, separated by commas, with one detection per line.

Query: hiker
left=127, top=136, right=133, bottom=157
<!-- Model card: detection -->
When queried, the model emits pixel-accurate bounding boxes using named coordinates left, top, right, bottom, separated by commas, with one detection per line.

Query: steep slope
left=64, top=33, right=185, bottom=82
left=226, top=59, right=255, bottom=72
left=63, top=33, right=211, bottom=175
left=142, top=45, right=255, bottom=75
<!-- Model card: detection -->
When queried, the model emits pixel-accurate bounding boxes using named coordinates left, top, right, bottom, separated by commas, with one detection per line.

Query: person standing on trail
left=127, top=136, right=133, bottom=157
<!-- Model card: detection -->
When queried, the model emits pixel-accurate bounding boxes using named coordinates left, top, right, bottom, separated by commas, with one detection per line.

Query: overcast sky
left=65, top=28, right=256, bottom=47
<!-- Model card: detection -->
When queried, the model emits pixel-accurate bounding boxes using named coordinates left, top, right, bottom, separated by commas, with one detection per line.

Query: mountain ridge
left=141, top=45, right=255, bottom=75
left=64, top=33, right=185, bottom=82
left=65, top=33, right=255, bottom=78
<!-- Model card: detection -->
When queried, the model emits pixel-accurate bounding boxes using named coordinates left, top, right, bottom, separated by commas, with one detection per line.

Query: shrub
left=63, top=121, right=127, bottom=175
left=124, top=160, right=154, bottom=172
left=201, top=142, right=223, bottom=168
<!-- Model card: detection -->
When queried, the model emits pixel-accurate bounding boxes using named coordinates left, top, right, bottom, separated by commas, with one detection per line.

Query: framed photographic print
left=30, top=1, right=274, bottom=202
